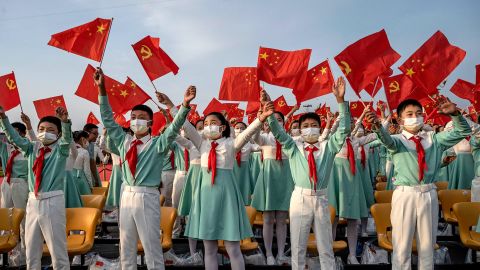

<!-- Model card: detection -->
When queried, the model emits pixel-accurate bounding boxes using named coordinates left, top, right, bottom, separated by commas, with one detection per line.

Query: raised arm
left=326, top=77, right=351, bottom=153
left=234, top=118, right=263, bottom=152
left=367, top=111, right=399, bottom=152
left=434, top=101, right=471, bottom=149
left=56, top=107, right=73, bottom=157
left=0, top=107, right=33, bottom=155
left=352, top=105, right=370, bottom=136
left=20, top=112, right=37, bottom=141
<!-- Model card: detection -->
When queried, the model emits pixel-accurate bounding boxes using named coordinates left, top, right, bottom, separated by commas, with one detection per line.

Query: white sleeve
left=82, top=150, right=94, bottom=187
left=234, top=119, right=262, bottom=152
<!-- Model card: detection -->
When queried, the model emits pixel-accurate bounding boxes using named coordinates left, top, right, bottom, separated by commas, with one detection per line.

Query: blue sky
left=1, top=0, right=479, bottom=130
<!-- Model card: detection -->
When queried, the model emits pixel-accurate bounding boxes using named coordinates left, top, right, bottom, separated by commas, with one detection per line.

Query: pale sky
left=1, top=0, right=479, bottom=130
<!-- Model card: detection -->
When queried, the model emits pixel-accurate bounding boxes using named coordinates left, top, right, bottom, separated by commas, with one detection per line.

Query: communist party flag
left=334, top=29, right=400, bottom=95
left=382, top=74, right=418, bottom=109
left=257, top=47, right=311, bottom=89
left=151, top=111, right=168, bottom=136
left=124, top=77, right=151, bottom=106
left=33, top=95, right=67, bottom=119
left=293, top=60, right=334, bottom=102
left=399, top=31, right=466, bottom=95
left=219, top=67, right=260, bottom=101
left=0, top=72, right=21, bottom=111
left=76, top=65, right=131, bottom=114
left=315, top=103, right=331, bottom=117
left=273, top=96, right=293, bottom=115
left=203, top=98, right=229, bottom=115
left=364, top=68, right=393, bottom=98
left=132, top=36, right=179, bottom=81
left=350, top=101, right=372, bottom=118
left=48, top=18, right=112, bottom=62
left=247, top=113, right=256, bottom=124
left=226, top=106, right=245, bottom=120
left=86, top=111, right=100, bottom=125
left=113, top=113, right=129, bottom=128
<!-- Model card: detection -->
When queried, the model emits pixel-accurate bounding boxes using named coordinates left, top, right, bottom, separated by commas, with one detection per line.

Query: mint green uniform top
left=162, top=149, right=175, bottom=171
left=1, top=117, right=72, bottom=192
left=374, top=115, right=471, bottom=186
left=171, top=141, right=187, bottom=172
left=267, top=102, right=351, bottom=190
left=99, top=95, right=189, bottom=187
left=0, top=141, right=28, bottom=180
left=472, top=137, right=480, bottom=177
left=0, top=138, right=8, bottom=171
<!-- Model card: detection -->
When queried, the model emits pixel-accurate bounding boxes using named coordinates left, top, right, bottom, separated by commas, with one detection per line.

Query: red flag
left=203, top=98, right=229, bottom=115
left=86, top=112, right=100, bottom=125
left=315, top=103, right=331, bottom=117
left=474, top=92, right=480, bottom=111
left=124, top=77, right=151, bottom=106
left=151, top=111, right=168, bottom=136
left=76, top=65, right=131, bottom=114
left=227, top=106, right=245, bottom=120
left=273, top=96, right=293, bottom=115
left=350, top=101, right=372, bottom=118
left=364, top=69, right=393, bottom=98
left=48, top=18, right=112, bottom=62
left=334, top=29, right=401, bottom=94
left=450, top=79, right=476, bottom=103
left=257, top=47, right=311, bottom=89
left=219, top=67, right=260, bottom=101
left=399, top=31, right=466, bottom=95
left=293, top=60, right=334, bottom=102
left=476, top=65, right=480, bottom=86
left=188, top=110, right=202, bottom=124
left=0, top=72, right=21, bottom=111
left=246, top=101, right=261, bottom=115
left=382, top=74, right=420, bottom=110
left=33, top=95, right=67, bottom=119
left=113, top=113, right=129, bottom=128
left=247, top=113, right=256, bottom=124
left=468, top=106, right=478, bottom=123
left=132, top=36, right=179, bottom=81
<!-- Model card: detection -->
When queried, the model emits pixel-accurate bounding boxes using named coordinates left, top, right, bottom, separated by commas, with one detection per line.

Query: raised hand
left=332, top=76, right=346, bottom=102
left=93, top=67, right=105, bottom=87
left=259, top=101, right=275, bottom=122
left=156, top=92, right=174, bottom=108
left=20, top=112, right=32, bottom=130
left=183, top=85, right=196, bottom=106
left=260, top=89, right=271, bottom=104
left=364, top=111, right=380, bottom=128
left=0, top=106, right=6, bottom=119
left=56, top=107, right=69, bottom=123
left=437, top=98, right=459, bottom=115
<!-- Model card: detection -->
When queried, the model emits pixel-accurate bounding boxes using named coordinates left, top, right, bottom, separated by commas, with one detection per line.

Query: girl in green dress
left=72, top=131, right=93, bottom=195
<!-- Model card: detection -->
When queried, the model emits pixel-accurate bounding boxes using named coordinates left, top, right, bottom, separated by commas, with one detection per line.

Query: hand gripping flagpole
left=99, top=18, right=114, bottom=68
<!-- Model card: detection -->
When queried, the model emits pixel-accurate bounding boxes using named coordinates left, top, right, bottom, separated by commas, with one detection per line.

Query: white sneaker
left=266, top=255, right=276, bottom=265
left=347, top=254, right=359, bottom=264
left=276, top=255, right=291, bottom=266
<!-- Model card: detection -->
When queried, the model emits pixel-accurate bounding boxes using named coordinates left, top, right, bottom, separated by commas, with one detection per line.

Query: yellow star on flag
left=320, top=66, right=327, bottom=75
left=405, top=68, right=415, bottom=77
left=120, top=89, right=129, bottom=98
left=259, top=52, right=269, bottom=60
left=97, top=24, right=107, bottom=34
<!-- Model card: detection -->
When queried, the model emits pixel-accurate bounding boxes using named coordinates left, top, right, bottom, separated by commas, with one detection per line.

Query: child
left=94, top=67, right=195, bottom=270
left=266, top=77, right=350, bottom=270
left=233, top=121, right=258, bottom=205
left=0, top=106, right=72, bottom=270
left=72, top=131, right=93, bottom=194
left=366, top=98, right=471, bottom=270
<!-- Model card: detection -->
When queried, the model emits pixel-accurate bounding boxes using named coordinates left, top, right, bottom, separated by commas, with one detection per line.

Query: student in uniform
left=72, top=131, right=94, bottom=194
left=0, top=106, right=72, bottom=270
left=181, top=92, right=272, bottom=270
left=265, top=77, right=350, bottom=270
left=83, top=123, right=102, bottom=186
left=94, top=67, right=196, bottom=270
left=366, top=98, right=471, bottom=270
left=233, top=121, right=258, bottom=205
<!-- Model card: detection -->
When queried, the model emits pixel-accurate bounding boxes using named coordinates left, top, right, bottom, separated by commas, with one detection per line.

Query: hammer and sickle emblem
left=340, top=61, right=351, bottom=75
left=389, top=81, right=400, bottom=93
left=278, top=100, right=286, bottom=107
left=351, top=103, right=358, bottom=109
left=140, top=45, right=153, bottom=60
left=6, top=79, right=16, bottom=90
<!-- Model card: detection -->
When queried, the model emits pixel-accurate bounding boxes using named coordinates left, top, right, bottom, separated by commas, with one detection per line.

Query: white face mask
left=37, top=132, right=58, bottom=145
left=290, top=128, right=300, bottom=136
left=130, top=119, right=150, bottom=134
left=203, top=125, right=222, bottom=139
left=301, top=128, right=320, bottom=142
left=402, top=117, right=424, bottom=133
left=234, top=128, right=244, bottom=136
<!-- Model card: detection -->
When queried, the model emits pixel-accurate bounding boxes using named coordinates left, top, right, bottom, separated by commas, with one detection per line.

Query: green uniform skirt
left=178, top=164, right=201, bottom=216
left=234, top=160, right=252, bottom=205
left=106, top=164, right=123, bottom=208
left=249, top=152, right=262, bottom=190
left=64, top=171, right=83, bottom=208
left=359, top=159, right=375, bottom=210
left=184, top=168, right=253, bottom=241
left=448, top=153, right=475, bottom=190
left=251, top=159, right=294, bottom=211
left=72, top=168, right=92, bottom=195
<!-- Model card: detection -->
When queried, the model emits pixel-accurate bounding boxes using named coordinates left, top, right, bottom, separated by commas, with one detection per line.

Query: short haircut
left=397, top=99, right=423, bottom=117
left=299, top=112, right=321, bottom=127
left=11, top=122, right=27, bottom=135
left=38, top=116, right=61, bottom=132
left=205, top=112, right=230, bottom=138
left=132, top=104, right=153, bottom=120
left=83, top=123, right=98, bottom=133
left=73, top=130, right=89, bottom=143
left=274, top=111, right=285, bottom=122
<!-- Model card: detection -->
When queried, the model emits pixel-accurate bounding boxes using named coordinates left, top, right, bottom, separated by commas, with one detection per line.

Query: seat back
left=438, top=190, right=471, bottom=221
left=371, top=203, right=392, bottom=237
left=375, top=190, right=394, bottom=203
left=161, top=207, right=177, bottom=245
left=328, top=205, right=336, bottom=225
left=92, top=187, right=108, bottom=196
left=65, top=208, right=101, bottom=252
left=434, top=181, right=448, bottom=191
left=375, top=182, right=387, bottom=191
left=81, top=195, right=106, bottom=211
left=160, top=194, right=166, bottom=206
left=453, top=202, right=480, bottom=246
left=101, top=181, right=110, bottom=188
left=245, top=206, right=257, bottom=226
left=0, top=208, right=24, bottom=237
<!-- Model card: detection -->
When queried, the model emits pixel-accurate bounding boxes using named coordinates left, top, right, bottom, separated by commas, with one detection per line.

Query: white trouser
left=161, top=170, right=175, bottom=207
left=290, top=187, right=334, bottom=270
left=172, top=170, right=186, bottom=236
left=25, top=190, right=70, bottom=270
left=120, top=186, right=164, bottom=270
left=391, top=184, right=438, bottom=270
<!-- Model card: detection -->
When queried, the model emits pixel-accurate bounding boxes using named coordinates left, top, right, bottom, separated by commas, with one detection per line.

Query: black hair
left=131, top=104, right=153, bottom=120
left=391, top=118, right=398, bottom=125
left=235, top=121, right=247, bottom=129
left=289, top=120, right=299, bottom=129
left=11, top=122, right=26, bottom=135
left=73, top=130, right=89, bottom=143
left=299, top=112, right=321, bottom=127
left=38, top=116, right=61, bottom=133
left=273, top=111, right=285, bottom=123
left=397, top=99, right=423, bottom=117
left=194, top=119, right=204, bottom=128
left=83, top=123, right=98, bottom=133
left=205, top=112, right=230, bottom=138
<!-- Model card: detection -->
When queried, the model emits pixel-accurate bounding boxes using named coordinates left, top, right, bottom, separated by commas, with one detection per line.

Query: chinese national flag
left=364, top=69, right=393, bottom=98
left=0, top=72, right=21, bottom=111
left=476, top=64, right=480, bottom=87
left=382, top=74, right=419, bottom=110
left=257, top=47, right=311, bottom=89
left=293, top=60, right=334, bottom=102
left=450, top=79, right=476, bottom=103
left=473, top=92, right=480, bottom=111
left=33, top=95, right=67, bottom=119
left=124, top=77, right=151, bottom=106
left=76, top=65, right=130, bottom=114
left=399, top=31, right=466, bottom=95
left=219, top=67, right=260, bottom=101
left=203, top=98, right=229, bottom=115
left=315, top=103, right=331, bottom=117
left=246, top=101, right=261, bottom=115
left=334, top=29, right=401, bottom=94
left=188, top=110, right=202, bottom=124
left=350, top=101, right=372, bottom=118
left=86, top=111, right=100, bottom=125
left=468, top=106, right=478, bottom=123
left=175, top=104, right=198, bottom=122
left=113, top=113, right=129, bottom=128
left=151, top=111, right=168, bottom=136
left=227, top=106, right=245, bottom=120
left=48, top=18, right=112, bottom=62
left=132, top=36, right=179, bottom=81
left=273, top=96, right=293, bottom=115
